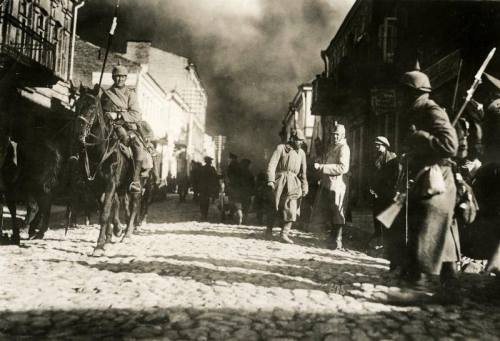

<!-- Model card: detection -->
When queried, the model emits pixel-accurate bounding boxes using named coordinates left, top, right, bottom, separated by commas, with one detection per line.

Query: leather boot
left=334, top=225, right=344, bottom=250
left=280, top=222, right=294, bottom=244
left=130, top=160, right=142, bottom=193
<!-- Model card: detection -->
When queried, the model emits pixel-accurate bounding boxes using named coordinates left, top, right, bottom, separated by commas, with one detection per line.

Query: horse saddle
left=118, top=142, right=154, bottom=177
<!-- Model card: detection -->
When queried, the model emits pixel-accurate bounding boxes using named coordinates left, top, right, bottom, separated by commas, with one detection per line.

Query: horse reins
left=78, top=94, right=119, bottom=181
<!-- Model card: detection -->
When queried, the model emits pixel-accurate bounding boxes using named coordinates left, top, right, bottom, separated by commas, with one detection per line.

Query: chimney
left=125, top=41, right=152, bottom=66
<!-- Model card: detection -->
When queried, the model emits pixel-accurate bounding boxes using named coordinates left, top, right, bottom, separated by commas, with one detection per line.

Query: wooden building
left=312, top=0, right=500, bottom=206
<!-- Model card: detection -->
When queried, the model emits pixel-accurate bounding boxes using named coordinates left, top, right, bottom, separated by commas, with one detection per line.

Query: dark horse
left=0, top=140, right=20, bottom=244
left=1, top=128, right=64, bottom=243
left=75, top=86, right=142, bottom=255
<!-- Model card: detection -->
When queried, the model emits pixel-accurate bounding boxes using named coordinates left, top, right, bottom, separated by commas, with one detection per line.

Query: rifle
left=376, top=154, right=410, bottom=229
left=451, top=48, right=496, bottom=127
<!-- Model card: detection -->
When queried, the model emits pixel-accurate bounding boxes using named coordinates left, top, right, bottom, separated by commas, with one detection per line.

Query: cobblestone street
left=1, top=197, right=499, bottom=340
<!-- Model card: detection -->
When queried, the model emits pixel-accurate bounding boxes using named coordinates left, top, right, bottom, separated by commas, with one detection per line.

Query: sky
left=77, top=0, right=355, bottom=166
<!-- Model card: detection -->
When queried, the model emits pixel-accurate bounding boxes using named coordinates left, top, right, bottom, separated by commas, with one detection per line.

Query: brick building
left=312, top=0, right=500, bottom=206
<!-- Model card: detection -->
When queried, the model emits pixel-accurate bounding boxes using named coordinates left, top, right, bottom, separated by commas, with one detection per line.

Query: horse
left=74, top=86, right=143, bottom=255
left=0, top=140, right=20, bottom=244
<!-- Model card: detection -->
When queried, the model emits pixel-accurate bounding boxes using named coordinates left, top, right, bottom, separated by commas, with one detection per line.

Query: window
left=378, top=17, right=397, bottom=63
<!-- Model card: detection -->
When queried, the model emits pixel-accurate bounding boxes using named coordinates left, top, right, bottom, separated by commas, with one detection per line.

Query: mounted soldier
left=100, top=65, right=148, bottom=193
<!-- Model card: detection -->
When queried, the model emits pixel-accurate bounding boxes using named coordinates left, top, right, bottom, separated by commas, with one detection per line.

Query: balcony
left=311, top=75, right=353, bottom=116
left=311, top=75, right=335, bottom=116
left=0, top=12, right=58, bottom=83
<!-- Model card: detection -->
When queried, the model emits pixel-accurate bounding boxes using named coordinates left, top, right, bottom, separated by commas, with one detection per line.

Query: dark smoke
left=77, top=0, right=353, bottom=168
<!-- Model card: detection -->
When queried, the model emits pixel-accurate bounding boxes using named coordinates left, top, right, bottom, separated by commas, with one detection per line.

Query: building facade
left=312, top=0, right=500, bottom=206
left=123, top=42, right=208, bottom=169
left=0, top=0, right=82, bottom=161
left=282, top=83, right=316, bottom=154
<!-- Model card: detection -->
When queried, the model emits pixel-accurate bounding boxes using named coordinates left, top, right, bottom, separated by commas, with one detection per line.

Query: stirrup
left=129, top=181, right=141, bottom=193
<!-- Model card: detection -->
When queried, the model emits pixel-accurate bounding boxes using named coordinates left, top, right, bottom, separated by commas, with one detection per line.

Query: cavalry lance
left=97, top=0, right=121, bottom=89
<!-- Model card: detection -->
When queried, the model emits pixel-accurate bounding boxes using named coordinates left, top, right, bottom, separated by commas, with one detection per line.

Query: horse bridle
left=76, top=93, right=118, bottom=181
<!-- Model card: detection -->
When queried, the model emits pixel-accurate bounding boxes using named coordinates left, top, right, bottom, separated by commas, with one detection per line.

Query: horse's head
left=75, top=85, right=101, bottom=144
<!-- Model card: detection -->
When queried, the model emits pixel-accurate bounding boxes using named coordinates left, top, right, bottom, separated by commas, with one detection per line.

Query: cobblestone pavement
left=1, top=197, right=499, bottom=340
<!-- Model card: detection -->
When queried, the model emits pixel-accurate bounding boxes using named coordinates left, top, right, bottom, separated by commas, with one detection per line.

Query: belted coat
left=267, top=144, right=308, bottom=222
left=309, top=139, right=350, bottom=230
left=407, top=94, right=460, bottom=275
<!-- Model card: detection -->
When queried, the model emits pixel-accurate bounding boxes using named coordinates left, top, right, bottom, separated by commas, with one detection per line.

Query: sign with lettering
left=370, top=88, right=396, bottom=116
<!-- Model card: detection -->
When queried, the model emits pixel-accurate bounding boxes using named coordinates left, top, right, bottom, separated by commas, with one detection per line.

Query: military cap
left=241, top=158, right=251, bottom=165
left=229, top=153, right=238, bottom=159
left=375, top=136, right=390, bottom=148
left=112, top=65, right=128, bottom=76
left=204, top=156, right=213, bottom=162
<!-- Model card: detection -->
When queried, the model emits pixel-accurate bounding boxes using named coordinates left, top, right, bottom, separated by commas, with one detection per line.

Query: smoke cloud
left=78, top=0, right=354, bottom=167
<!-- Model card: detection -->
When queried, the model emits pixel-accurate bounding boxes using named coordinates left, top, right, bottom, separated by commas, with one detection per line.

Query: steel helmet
left=401, top=62, right=432, bottom=93
left=112, top=65, right=128, bottom=76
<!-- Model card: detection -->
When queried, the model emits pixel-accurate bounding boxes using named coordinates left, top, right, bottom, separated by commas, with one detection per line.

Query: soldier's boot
left=236, top=209, right=243, bottom=225
left=130, top=160, right=142, bottom=193
left=329, top=225, right=344, bottom=250
left=436, top=262, right=463, bottom=305
left=280, top=222, right=294, bottom=244
left=264, top=226, right=273, bottom=239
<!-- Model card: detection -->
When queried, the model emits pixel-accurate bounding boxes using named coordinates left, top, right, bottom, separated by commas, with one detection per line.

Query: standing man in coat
left=399, top=67, right=461, bottom=301
left=310, top=123, right=350, bottom=250
left=198, top=156, right=219, bottom=221
left=266, top=130, right=308, bottom=243
left=101, top=65, right=146, bottom=193
left=368, top=136, right=398, bottom=250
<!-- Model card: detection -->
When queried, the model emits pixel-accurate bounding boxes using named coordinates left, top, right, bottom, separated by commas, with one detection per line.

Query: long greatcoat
left=267, top=144, right=308, bottom=222
left=407, top=94, right=460, bottom=275
left=309, top=139, right=350, bottom=231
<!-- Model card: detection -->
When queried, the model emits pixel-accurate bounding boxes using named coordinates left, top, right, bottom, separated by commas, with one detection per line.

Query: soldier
left=239, top=158, right=255, bottom=224
left=309, top=123, right=350, bottom=250
left=266, top=129, right=308, bottom=243
left=198, top=156, right=219, bottom=221
left=368, top=136, right=398, bottom=250
left=399, top=67, right=461, bottom=302
left=101, top=65, right=146, bottom=193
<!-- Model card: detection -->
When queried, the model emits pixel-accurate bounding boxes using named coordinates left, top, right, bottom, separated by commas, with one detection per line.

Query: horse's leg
left=26, top=197, right=39, bottom=238
left=65, top=202, right=73, bottom=231
left=6, top=196, right=19, bottom=245
left=95, top=184, right=116, bottom=253
left=0, top=196, right=4, bottom=237
left=123, top=192, right=140, bottom=240
left=135, top=194, right=143, bottom=227
left=122, top=193, right=131, bottom=222
left=34, top=194, right=52, bottom=239
left=112, top=193, right=123, bottom=238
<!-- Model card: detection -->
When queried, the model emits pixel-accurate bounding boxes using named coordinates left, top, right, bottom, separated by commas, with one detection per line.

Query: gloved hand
left=267, top=181, right=275, bottom=190
left=107, top=112, right=118, bottom=120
